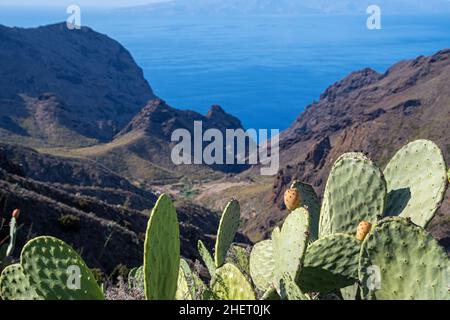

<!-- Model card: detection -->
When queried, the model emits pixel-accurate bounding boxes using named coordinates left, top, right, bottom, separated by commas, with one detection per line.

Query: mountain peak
left=206, top=105, right=226, bottom=117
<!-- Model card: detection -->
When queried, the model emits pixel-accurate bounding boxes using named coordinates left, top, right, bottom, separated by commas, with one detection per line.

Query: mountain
left=0, top=23, right=253, bottom=272
left=0, top=23, right=155, bottom=146
left=45, top=99, right=249, bottom=185
left=0, top=23, right=249, bottom=182
left=122, top=0, right=450, bottom=16
left=204, top=50, right=450, bottom=248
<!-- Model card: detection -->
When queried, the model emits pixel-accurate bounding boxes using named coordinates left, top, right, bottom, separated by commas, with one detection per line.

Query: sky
left=0, top=0, right=163, bottom=8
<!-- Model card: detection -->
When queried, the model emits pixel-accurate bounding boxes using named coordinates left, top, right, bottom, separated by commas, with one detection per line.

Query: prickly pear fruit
left=356, top=221, right=372, bottom=241
left=284, top=187, right=301, bottom=211
left=12, top=209, right=20, bottom=219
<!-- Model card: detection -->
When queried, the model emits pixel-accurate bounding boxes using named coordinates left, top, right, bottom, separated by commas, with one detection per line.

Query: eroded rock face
left=0, top=23, right=155, bottom=145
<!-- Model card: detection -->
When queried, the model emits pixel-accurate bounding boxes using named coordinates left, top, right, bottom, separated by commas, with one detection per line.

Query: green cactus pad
left=359, top=217, right=450, bottom=300
left=280, top=273, right=310, bottom=300
left=0, top=264, right=41, bottom=300
left=198, top=240, right=216, bottom=276
left=215, top=199, right=241, bottom=268
left=384, top=140, right=448, bottom=228
left=178, top=258, right=206, bottom=300
left=340, top=283, right=360, bottom=300
left=210, top=263, right=256, bottom=300
left=261, top=287, right=281, bottom=300
left=298, top=233, right=361, bottom=293
left=227, top=245, right=250, bottom=275
left=20, top=236, right=104, bottom=300
left=128, top=266, right=144, bottom=291
left=272, top=208, right=310, bottom=290
left=249, top=240, right=274, bottom=292
left=292, top=181, right=321, bottom=241
left=176, top=262, right=192, bottom=300
left=320, top=153, right=386, bottom=237
left=144, top=194, right=180, bottom=300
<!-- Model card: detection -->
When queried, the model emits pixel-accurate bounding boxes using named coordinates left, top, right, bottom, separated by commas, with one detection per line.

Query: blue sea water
left=1, top=8, right=450, bottom=131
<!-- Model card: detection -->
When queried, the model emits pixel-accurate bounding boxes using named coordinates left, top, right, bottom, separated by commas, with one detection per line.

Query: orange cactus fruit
left=356, top=221, right=372, bottom=241
left=284, top=188, right=301, bottom=211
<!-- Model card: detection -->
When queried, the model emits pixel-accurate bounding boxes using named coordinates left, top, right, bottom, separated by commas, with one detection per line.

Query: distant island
left=120, top=0, right=450, bottom=16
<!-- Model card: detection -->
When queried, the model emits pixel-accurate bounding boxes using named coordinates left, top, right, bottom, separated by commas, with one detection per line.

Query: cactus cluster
left=247, top=139, right=449, bottom=300
left=0, top=139, right=448, bottom=300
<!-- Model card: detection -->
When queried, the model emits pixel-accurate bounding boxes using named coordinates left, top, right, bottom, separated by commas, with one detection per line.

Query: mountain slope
left=0, top=144, right=249, bottom=272
left=0, top=23, right=155, bottom=146
left=48, top=99, right=249, bottom=185
left=214, top=49, right=450, bottom=245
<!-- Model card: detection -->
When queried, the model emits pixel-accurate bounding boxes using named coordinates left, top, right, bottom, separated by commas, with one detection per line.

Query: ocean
left=1, top=7, right=450, bottom=131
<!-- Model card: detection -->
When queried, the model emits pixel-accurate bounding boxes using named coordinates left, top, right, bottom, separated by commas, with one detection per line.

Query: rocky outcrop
left=0, top=23, right=155, bottom=145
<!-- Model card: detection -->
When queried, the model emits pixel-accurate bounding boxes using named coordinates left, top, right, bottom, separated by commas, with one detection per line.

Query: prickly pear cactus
left=249, top=240, right=274, bottom=292
left=272, top=207, right=310, bottom=290
left=215, top=199, right=240, bottom=268
left=227, top=245, right=250, bottom=275
left=261, top=287, right=281, bottom=300
left=340, top=283, right=360, bottom=300
left=210, top=263, right=256, bottom=300
left=319, top=153, right=386, bottom=237
left=0, top=264, right=41, bottom=300
left=280, top=273, right=310, bottom=300
left=359, top=217, right=450, bottom=300
left=176, top=259, right=206, bottom=300
left=291, top=181, right=321, bottom=241
left=20, top=236, right=104, bottom=300
left=176, top=261, right=192, bottom=300
left=144, top=194, right=180, bottom=300
left=128, top=266, right=144, bottom=291
left=384, top=140, right=448, bottom=228
left=298, top=233, right=361, bottom=293
left=198, top=240, right=216, bottom=276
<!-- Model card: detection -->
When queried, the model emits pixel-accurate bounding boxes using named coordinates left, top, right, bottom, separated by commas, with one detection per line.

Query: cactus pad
left=210, top=263, right=256, bottom=300
left=215, top=199, right=241, bottom=268
left=0, top=264, right=41, bottom=300
left=227, top=245, right=250, bottom=275
left=20, top=236, right=104, bottom=300
left=272, top=207, right=310, bottom=290
left=359, top=217, right=450, bottom=300
left=298, top=233, right=361, bottom=293
left=176, top=262, right=192, bottom=300
left=320, top=153, right=386, bottom=237
left=128, top=266, right=144, bottom=291
left=177, top=258, right=206, bottom=300
left=261, top=287, right=281, bottom=300
left=249, top=240, right=274, bottom=292
left=198, top=240, right=216, bottom=276
left=144, top=194, right=180, bottom=300
left=280, top=273, right=310, bottom=300
left=292, top=181, right=321, bottom=241
left=384, top=139, right=447, bottom=228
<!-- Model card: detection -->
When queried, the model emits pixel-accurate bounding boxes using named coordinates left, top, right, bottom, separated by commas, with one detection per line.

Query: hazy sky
left=0, top=0, right=163, bottom=8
